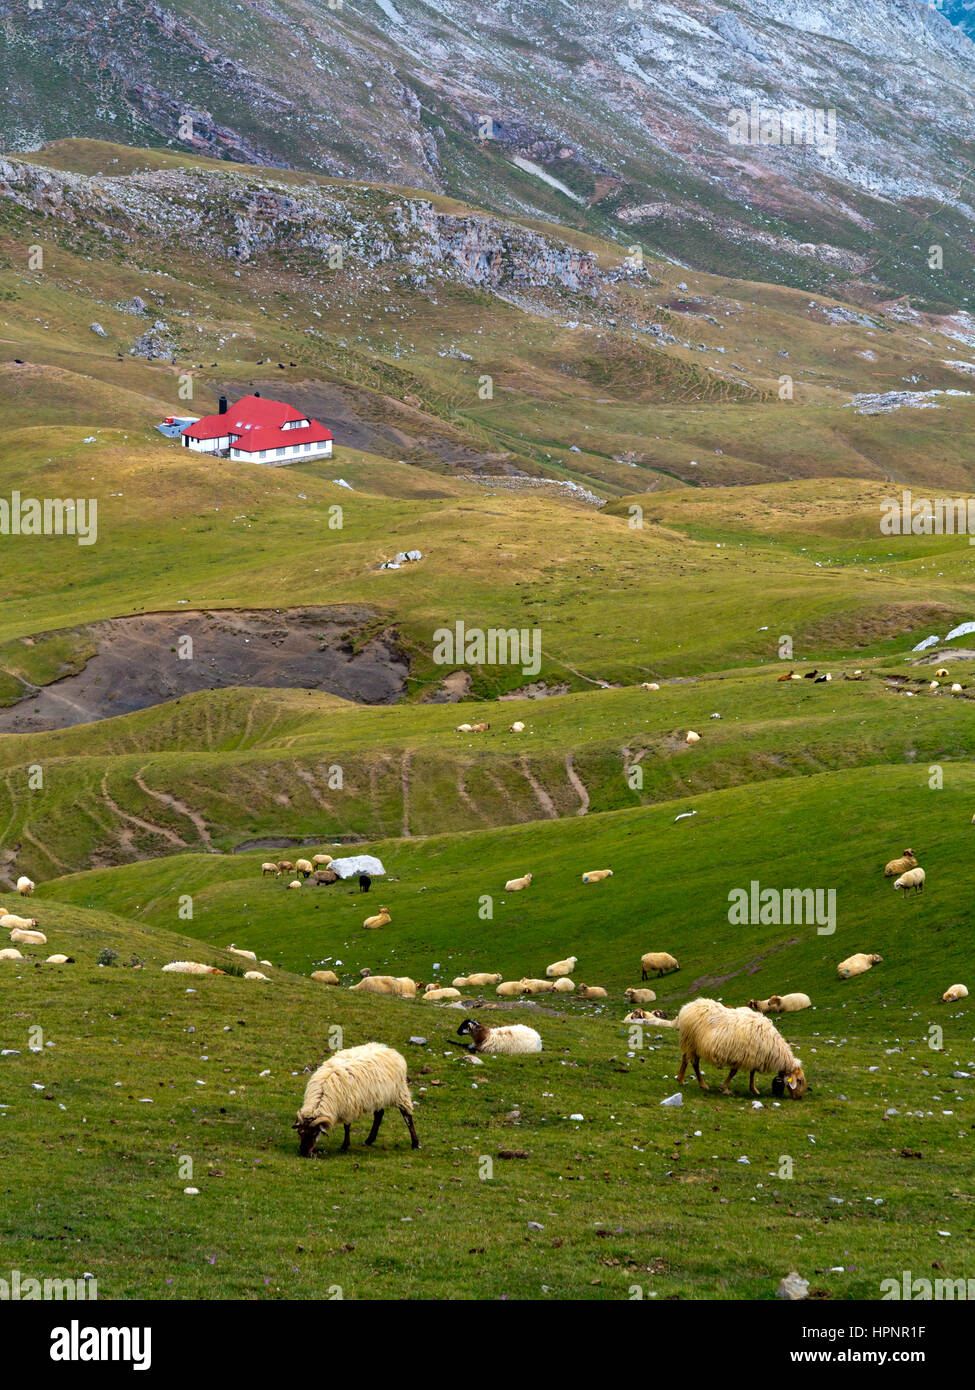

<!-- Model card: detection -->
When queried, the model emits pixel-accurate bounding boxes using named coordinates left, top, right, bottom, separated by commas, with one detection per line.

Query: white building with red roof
left=180, top=394, right=333, bottom=464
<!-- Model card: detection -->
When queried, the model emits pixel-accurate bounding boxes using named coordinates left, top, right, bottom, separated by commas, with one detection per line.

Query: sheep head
left=293, top=1112, right=329, bottom=1157
left=748, top=999, right=768, bottom=1013
left=772, top=1066, right=806, bottom=1099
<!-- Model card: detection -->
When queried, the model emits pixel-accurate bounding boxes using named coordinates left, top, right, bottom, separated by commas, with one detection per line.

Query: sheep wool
left=641, top=682, right=660, bottom=691
left=837, top=952, right=883, bottom=979
left=287, top=879, right=302, bottom=890
left=509, top=721, right=526, bottom=733
left=504, top=873, right=533, bottom=891
left=577, top=984, right=607, bottom=999
left=9, top=927, right=46, bottom=945
left=261, top=862, right=280, bottom=877
left=677, top=997, right=805, bottom=1098
left=520, top=977, right=555, bottom=995
left=884, top=849, right=917, bottom=878
left=625, top=1009, right=677, bottom=1027
left=311, top=970, right=340, bottom=985
left=363, top=907, right=391, bottom=930
left=162, top=961, right=225, bottom=975
left=581, top=869, right=613, bottom=884
left=421, top=985, right=461, bottom=1002
left=45, top=954, right=74, bottom=964
left=312, top=854, right=334, bottom=867
left=243, top=970, right=270, bottom=981
left=16, top=876, right=35, bottom=897
left=295, top=859, right=314, bottom=877
left=228, top=945, right=258, bottom=961
left=495, top=980, right=525, bottom=997
left=546, top=955, right=578, bottom=977
left=1, top=914, right=39, bottom=930
left=685, top=730, right=700, bottom=744
left=641, top=951, right=680, bottom=980
left=0, top=947, right=24, bottom=960
left=750, top=993, right=811, bottom=1014
left=624, top=987, right=657, bottom=1005
left=294, top=1043, right=418, bottom=1157
left=457, top=1019, right=542, bottom=1054
left=551, top=977, right=575, bottom=993
left=894, top=867, right=925, bottom=894
left=349, top=975, right=418, bottom=998
left=452, top=972, right=502, bottom=988
left=942, top=984, right=968, bottom=1003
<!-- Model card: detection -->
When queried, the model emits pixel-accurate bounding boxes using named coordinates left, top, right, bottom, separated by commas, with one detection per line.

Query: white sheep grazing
left=293, top=1042, right=419, bottom=1156
left=453, top=1018, right=542, bottom=1054
left=884, top=849, right=917, bottom=877
left=162, top=960, right=226, bottom=975
left=243, top=970, right=270, bottom=981
left=941, top=984, right=968, bottom=1003
left=286, top=879, right=303, bottom=890
left=546, top=955, right=577, bottom=978
left=422, top=985, right=462, bottom=1002
left=452, top=972, right=502, bottom=988
left=295, top=859, right=314, bottom=878
left=1, top=913, right=39, bottom=930
left=894, top=866, right=925, bottom=895
left=520, top=977, right=555, bottom=995
left=624, top=987, right=657, bottom=1005
left=509, top=721, right=526, bottom=733
left=312, top=853, right=334, bottom=867
left=311, top=970, right=340, bottom=985
left=641, top=951, right=679, bottom=980
left=261, top=862, right=280, bottom=877
left=349, top=975, right=418, bottom=998
left=504, top=873, right=532, bottom=891
left=935, top=667, right=949, bottom=678
left=0, top=947, right=24, bottom=960
left=552, top=977, right=575, bottom=993
left=837, top=952, right=883, bottom=979
left=749, top=993, right=811, bottom=1014
left=577, top=984, right=607, bottom=999
left=16, top=876, right=35, bottom=897
left=363, top=906, right=391, bottom=930
left=685, top=730, right=700, bottom=744
left=677, top=997, right=806, bottom=1098
left=228, top=944, right=258, bottom=962
left=581, top=869, right=613, bottom=884
left=495, top=980, right=525, bottom=997
left=9, top=927, right=46, bottom=945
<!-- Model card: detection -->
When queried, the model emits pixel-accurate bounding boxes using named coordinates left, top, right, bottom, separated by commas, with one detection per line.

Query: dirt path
left=100, top=774, right=188, bottom=856
left=134, top=768, right=213, bottom=849
left=564, top=754, right=589, bottom=815
left=519, top=757, right=557, bottom=819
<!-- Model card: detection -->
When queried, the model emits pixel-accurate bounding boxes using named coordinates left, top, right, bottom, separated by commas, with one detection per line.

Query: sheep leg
left=365, top=1109, right=384, bottom=1145
left=692, top=1057, right=708, bottom=1091
left=677, top=1053, right=689, bottom=1084
left=642, top=968, right=648, bottom=981
left=400, top=1107, right=420, bottom=1150
left=749, top=1070, right=760, bottom=1096
left=340, top=1124, right=351, bottom=1152
left=721, top=1067, right=737, bottom=1095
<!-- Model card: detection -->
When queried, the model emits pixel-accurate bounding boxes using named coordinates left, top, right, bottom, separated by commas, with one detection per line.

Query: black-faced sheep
left=749, top=993, right=811, bottom=1014
left=676, top=997, right=806, bottom=1098
left=451, top=1018, right=542, bottom=1054
left=293, top=1042, right=419, bottom=1156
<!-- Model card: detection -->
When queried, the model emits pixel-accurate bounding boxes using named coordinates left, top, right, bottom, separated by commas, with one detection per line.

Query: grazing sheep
left=295, top=859, right=314, bottom=878
left=44, top=954, right=75, bottom=964
left=261, top=862, right=280, bottom=877
left=837, top=952, right=883, bottom=979
left=894, top=866, right=925, bottom=895
left=9, top=927, right=46, bottom=945
left=884, top=849, right=917, bottom=877
left=685, top=730, right=700, bottom=744
left=578, top=984, right=607, bottom=999
left=676, top=997, right=806, bottom=1098
left=162, top=961, right=225, bottom=976
left=452, top=1018, right=542, bottom=1054
left=935, top=667, right=949, bottom=678
left=278, top=861, right=294, bottom=873
left=552, top=977, right=575, bottom=993
left=359, top=874, right=372, bottom=893
left=349, top=975, right=418, bottom=998
left=942, top=984, right=969, bottom=1003
left=16, top=876, right=35, bottom=897
left=546, top=955, right=578, bottom=977
left=1, top=914, right=39, bottom=930
left=641, top=682, right=660, bottom=691
left=228, top=945, right=258, bottom=962
left=243, top=970, right=270, bottom=981
left=287, top=879, right=302, bottom=890
left=312, top=854, right=334, bottom=868
left=363, top=906, right=391, bottom=930
left=749, top=993, right=811, bottom=1014
left=641, top=951, right=679, bottom=981
left=495, top=980, right=526, bottom=997
left=581, top=869, right=613, bottom=884
left=311, top=970, right=340, bottom=985
left=625, top=1008, right=677, bottom=1027
left=509, top=721, right=526, bottom=732
left=624, top=987, right=657, bottom=1005
left=0, top=947, right=24, bottom=960
left=504, top=873, right=532, bottom=891
left=293, top=1043, right=418, bottom=1157
left=520, top=977, right=555, bottom=995
left=422, top=984, right=462, bottom=1002
left=452, top=972, right=502, bottom=988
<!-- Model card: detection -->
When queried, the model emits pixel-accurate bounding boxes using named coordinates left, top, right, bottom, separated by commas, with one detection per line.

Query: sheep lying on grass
left=452, top=972, right=502, bottom=988
left=162, top=961, right=225, bottom=976
left=261, top=862, right=280, bottom=877
left=520, top=977, right=555, bottom=995
left=228, top=945, right=257, bottom=962
left=884, top=849, right=917, bottom=878
left=749, top=993, right=811, bottom=1014
left=504, top=873, right=532, bottom=891
left=451, top=1018, right=542, bottom=1054
left=243, top=970, right=270, bottom=981
left=287, top=879, right=302, bottom=890
left=942, top=984, right=968, bottom=1003
left=16, top=876, right=34, bottom=897
left=1, top=914, right=39, bottom=930
left=894, top=867, right=925, bottom=895
left=9, top=927, right=46, bottom=945
left=45, top=954, right=75, bottom=964
left=509, top=721, right=526, bottom=732
left=0, top=947, right=24, bottom=960
left=641, top=682, right=660, bottom=691
left=349, top=975, right=418, bottom=998
left=311, top=970, right=340, bottom=985
left=422, top=984, right=461, bottom=1002
left=641, top=951, right=679, bottom=980
left=363, top=906, right=391, bottom=930
left=546, top=955, right=577, bottom=977
left=552, top=977, right=575, bottom=993
left=496, top=980, right=525, bottom=997
left=581, top=869, right=613, bottom=884
left=677, top=997, right=806, bottom=1098
left=293, top=1043, right=419, bottom=1157
left=624, top=987, right=657, bottom=1005
left=837, top=952, right=883, bottom=979
left=625, top=1008, right=677, bottom=1026
left=578, top=984, right=607, bottom=999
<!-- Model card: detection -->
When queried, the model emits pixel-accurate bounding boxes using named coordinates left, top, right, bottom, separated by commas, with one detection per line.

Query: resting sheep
left=520, top=977, right=555, bottom=995
left=509, top=721, right=526, bottom=733
left=162, top=961, right=225, bottom=976
left=287, top=879, right=302, bottom=890
left=456, top=723, right=473, bottom=733
left=349, top=975, right=418, bottom=998
left=838, top=952, right=883, bottom=979
left=581, top=869, right=613, bottom=884
left=452, top=972, right=502, bottom=988
left=293, top=1042, right=419, bottom=1156
left=624, top=987, right=657, bottom=1005
left=884, top=849, right=917, bottom=878
left=422, top=984, right=461, bottom=1002
left=546, top=955, right=577, bottom=978
left=0, top=947, right=24, bottom=960
left=261, top=862, right=280, bottom=877
left=243, top=970, right=270, bottom=981
left=228, top=945, right=257, bottom=962
left=16, top=876, right=35, bottom=897
left=894, top=866, right=925, bottom=895
left=495, top=980, right=525, bottom=997
left=676, top=997, right=806, bottom=1098
left=578, top=984, right=607, bottom=999
left=470, top=722, right=490, bottom=733
left=641, top=951, right=679, bottom=980
left=685, top=730, right=700, bottom=744
left=311, top=970, right=340, bottom=985
left=363, top=906, right=391, bottom=930
left=749, top=993, right=811, bottom=1014
left=9, top=927, right=46, bottom=945
left=641, top=682, right=660, bottom=691
left=552, top=977, right=575, bottom=992
left=1, top=914, right=39, bottom=930
left=504, top=873, right=532, bottom=891
left=452, top=1018, right=542, bottom=1054
left=625, top=1008, right=677, bottom=1027
left=941, top=984, right=968, bottom=1003
left=44, top=954, right=75, bottom=964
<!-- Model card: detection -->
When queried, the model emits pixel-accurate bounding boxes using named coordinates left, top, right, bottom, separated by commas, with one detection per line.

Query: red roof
left=181, top=395, right=333, bottom=451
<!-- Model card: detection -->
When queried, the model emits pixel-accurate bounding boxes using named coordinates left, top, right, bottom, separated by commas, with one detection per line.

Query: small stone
left=776, top=1272, right=809, bottom=1300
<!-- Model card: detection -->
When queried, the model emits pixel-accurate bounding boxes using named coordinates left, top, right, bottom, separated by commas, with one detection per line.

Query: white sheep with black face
left=452, top=1019, right=542, bottom=1055
left=293, top=1043, right=418, bottom=1157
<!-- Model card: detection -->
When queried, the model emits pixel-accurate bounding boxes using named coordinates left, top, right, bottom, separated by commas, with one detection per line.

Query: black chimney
left=218, top=395, right=228, bottom=415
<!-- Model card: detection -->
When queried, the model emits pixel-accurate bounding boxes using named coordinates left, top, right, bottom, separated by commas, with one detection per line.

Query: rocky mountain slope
left=2, top=1, right=974, bottom=306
